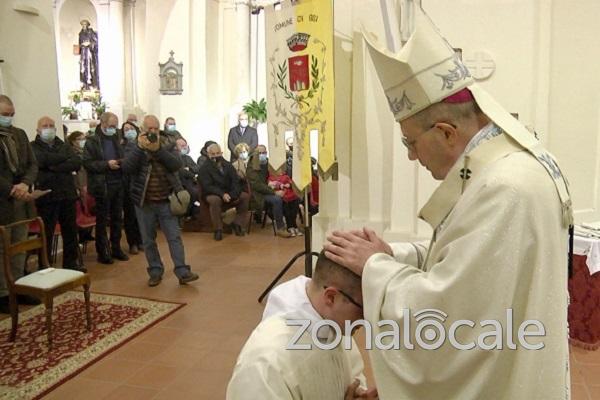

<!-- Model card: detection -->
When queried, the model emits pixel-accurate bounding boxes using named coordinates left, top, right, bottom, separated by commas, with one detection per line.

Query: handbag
left=167, top=171, right=190, bottom=216
left=168, top=189, right=191, bottom=216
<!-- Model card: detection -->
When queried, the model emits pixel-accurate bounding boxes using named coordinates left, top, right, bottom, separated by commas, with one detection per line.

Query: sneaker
left=287, top=228, right=297, bottom=237
left=178, top=272, right=199, bottom=285
left=276, top=228, right=292, bottom=238
left=129, top=245, right=139, bottom=255
left=294, top=228, right=303, bottom=236
left=148, top=276, right=162, bottom=287
left=112, top=249, right=130, bottom=261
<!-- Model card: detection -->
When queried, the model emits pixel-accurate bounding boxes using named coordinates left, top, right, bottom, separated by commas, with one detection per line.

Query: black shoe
left=112, top=249, right=130, bottom=261
left=214, top=229, right=223, bottom=241
left=0, top=296, right=9, bottom=314
left=232, top=223, right=245, bottom=236
left=97, top=255, right=114, bottom=264
left=178, top=272, right=199, bottom=285
left=65, top=265, right=88, bottom=273
left=148, top=276, right=162, bottom=287
left=17, top=294, right=41, bottom=305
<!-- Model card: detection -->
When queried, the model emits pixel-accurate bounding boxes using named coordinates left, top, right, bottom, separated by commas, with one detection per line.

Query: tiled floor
left=2, top=226, right=600, bottom=399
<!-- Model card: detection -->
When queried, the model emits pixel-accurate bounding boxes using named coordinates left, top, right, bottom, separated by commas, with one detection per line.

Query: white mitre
left=363, top=8, right=573, bottom=227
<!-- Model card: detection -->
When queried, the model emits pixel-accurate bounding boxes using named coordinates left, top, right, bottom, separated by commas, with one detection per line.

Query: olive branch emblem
left=269, top=38, right=329, bottom=160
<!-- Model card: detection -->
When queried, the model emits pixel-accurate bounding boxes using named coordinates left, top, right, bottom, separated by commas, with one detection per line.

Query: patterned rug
left=0, top=292, right=184, bottom=400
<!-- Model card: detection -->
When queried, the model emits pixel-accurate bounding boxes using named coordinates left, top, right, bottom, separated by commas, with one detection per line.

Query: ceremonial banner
left=265, top=0, right=335, bottom=191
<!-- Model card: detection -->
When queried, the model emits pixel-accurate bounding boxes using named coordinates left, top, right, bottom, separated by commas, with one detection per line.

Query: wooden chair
left=0, top=217, right=92, bottom=348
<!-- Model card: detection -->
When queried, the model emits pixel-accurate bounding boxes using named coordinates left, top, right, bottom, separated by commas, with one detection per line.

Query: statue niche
left=78, top=19, right=99, bottom=90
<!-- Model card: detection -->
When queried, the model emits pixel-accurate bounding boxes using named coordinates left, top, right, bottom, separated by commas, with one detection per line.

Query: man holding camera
left=83, top=112, right=129, bottom=264
left=122, top=115, right=198, bottom=287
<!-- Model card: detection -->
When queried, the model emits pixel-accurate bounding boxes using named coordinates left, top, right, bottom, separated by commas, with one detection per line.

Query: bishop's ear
left=433, top=122, right=458, bottom=144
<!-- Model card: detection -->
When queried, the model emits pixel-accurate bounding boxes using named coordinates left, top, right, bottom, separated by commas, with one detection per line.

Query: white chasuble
left=363, top=133, right=570, bottom=400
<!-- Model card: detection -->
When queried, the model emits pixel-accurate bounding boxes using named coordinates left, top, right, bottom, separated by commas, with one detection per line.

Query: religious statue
left=78, top=19, right=99, bottom=90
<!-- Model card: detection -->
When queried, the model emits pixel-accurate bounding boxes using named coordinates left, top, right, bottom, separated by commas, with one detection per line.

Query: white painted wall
left=0, top=0, right=61, bottom=138
left=313, top=0, right=600, bottom=250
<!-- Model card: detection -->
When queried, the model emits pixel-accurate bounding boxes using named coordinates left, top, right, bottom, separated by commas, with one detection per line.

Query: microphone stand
left=258, top=188, right=318, bottom=303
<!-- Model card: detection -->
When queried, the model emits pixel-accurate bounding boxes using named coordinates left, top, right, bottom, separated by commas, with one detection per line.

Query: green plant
left=242, top=98, right=267, bottom=124
left=92, top=95, right=107, bottom=118
left=61, top=106, right=78, bottom=119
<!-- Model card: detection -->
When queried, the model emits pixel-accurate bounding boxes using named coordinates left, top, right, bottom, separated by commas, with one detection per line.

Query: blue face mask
left=0, top=115, right=13, bottom=128
left=166, top=124, right=176, bottom=132
left=104, top=127, right=116, bottom=136
left=180, top=147, right=190, bottom=156
left=40, top=128, right=56, bottom=142
left=124, top=129, right=137, bottom=141
left=259, top=154, right=268, bottom=164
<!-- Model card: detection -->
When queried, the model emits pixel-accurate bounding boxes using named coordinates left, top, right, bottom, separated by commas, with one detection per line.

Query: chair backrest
left=0, top=217, right=50, bottom=287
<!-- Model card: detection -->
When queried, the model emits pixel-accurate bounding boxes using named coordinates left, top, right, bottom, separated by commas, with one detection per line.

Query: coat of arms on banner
left=265, top=0, right=335, bottom=191
left=271, top=33, right=327, bottom=158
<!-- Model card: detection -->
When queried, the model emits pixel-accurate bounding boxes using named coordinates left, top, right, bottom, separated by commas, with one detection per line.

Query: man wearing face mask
left=246, top=145, right=291, bottom=238
left=227, top=112, right=258, bottom=162
left=0, top=95, right=40, bottom=313
left=163, top=117, right=183, bottom=146
left=31, top=116, right=84, bottom=272
left=175, top=138, right=200, bottom=216
left=198, top=143, right=250, bottom=240
left=83, top=112, right=129, bottom=264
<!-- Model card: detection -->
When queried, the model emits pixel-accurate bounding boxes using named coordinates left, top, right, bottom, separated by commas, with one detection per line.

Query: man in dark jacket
left=122, top=115, right=198, bottom=287
left=0, top=95, right=40, bottom=313
left=198, top=143, right=249, bottom=241
left=83, top=112, right=129, bottom=264
left=31, top=116, right=84, bottom=272
left=227, top=112, right=258, bottom=161
left=175, top=137, right=200, bottom=216
left=246, top=145, right=291, bottom=238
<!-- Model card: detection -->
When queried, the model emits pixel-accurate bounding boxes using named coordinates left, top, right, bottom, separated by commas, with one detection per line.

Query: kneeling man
left=227, top=252, right=377, bottom=399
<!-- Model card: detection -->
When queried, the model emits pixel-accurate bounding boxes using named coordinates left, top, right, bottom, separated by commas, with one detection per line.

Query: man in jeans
left=122, top=115, right=198, bottom=287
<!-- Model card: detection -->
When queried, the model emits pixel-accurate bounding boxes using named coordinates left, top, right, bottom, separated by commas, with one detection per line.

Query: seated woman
left=67, top=130, right=95, bottom=243
left=268, top=168, right=302, bottom=237
left=232, top=142, right=250, bottom=192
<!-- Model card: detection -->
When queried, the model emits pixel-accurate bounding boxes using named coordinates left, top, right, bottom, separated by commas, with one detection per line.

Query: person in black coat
left=83, top=112, right=129, bottom=264
left=31, top=116, right=84, bottom=271
left=175, top=137, right=200, bottom=217
left=227, top=112, right=258, bottom=161
left=198, top=143, right=249, bottom=240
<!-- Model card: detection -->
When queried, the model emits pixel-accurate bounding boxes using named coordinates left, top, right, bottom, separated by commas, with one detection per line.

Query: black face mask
left=210, top=156, right=225, bottom=163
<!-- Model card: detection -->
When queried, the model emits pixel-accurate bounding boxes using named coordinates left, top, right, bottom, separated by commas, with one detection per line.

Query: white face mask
left=180, top=147, right=190, bottom=156
left=239, top=151, right=249, bottom=161
left=40, top=127, right=56, bottom=142
left=239, top=120, right=249, bottom=128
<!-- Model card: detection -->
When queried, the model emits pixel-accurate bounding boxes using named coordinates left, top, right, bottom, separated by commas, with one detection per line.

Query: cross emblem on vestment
left=460, top=168, right=472, bottom=180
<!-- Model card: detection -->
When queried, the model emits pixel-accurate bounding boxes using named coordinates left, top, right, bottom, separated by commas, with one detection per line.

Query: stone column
left=97, top=0, right=126, bottom=121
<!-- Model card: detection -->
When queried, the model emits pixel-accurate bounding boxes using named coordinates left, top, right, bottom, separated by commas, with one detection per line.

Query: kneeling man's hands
left=324, top=227, right=393, bottom=276
left=344, top=380, right=378, bottom=399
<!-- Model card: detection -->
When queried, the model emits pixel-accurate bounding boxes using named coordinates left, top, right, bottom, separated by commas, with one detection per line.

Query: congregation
left=0, top=95, right=319, bottom=312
